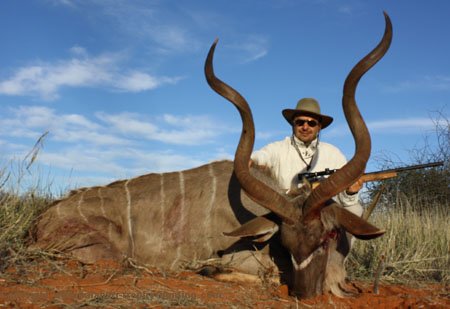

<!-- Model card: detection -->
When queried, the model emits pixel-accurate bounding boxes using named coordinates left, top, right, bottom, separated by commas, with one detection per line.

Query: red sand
left=0, top=259, right=448, bottom=308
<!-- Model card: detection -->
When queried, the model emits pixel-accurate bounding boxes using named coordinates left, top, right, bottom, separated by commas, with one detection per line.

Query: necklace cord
left=291, top=134, right=316, bottom=171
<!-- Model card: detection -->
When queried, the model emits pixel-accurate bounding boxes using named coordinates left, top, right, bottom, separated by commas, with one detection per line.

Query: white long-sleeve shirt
left=251, top=135, right=363, bottom=216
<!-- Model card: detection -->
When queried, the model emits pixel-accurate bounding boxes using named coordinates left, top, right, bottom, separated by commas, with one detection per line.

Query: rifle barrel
left=365, top=161, right=444, bottom=176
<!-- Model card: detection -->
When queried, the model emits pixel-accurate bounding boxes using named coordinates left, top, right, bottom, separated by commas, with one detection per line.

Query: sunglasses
left=294, top=119, right=319, bottom=127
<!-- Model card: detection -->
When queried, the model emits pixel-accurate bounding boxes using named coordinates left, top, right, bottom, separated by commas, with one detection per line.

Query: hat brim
left=282, top=109, right=333, bottom=129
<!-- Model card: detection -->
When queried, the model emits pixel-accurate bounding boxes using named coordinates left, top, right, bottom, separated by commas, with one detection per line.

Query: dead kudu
left=31, top=13, right=392, bottom=298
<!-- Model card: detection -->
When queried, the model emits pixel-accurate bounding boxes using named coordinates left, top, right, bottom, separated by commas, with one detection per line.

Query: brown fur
left=32, top=161, right=274, bottom=267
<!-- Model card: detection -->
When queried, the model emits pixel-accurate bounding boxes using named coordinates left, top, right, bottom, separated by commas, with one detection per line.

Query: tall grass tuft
left=0, top=134, right=55, bottom=270
left=347, top=191, right=449, bottom=284
left=0, top=188, right=53, bottom=264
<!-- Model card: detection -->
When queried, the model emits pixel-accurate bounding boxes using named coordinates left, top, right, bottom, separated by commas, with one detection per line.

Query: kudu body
left=32, top=13, right=392, bottom=298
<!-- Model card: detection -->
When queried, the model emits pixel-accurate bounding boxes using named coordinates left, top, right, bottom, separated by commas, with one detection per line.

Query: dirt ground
left=0, top=258, right=448, bottom=308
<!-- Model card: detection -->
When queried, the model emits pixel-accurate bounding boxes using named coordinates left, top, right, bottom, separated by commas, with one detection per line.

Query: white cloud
left=1, top=106, right=235, bottom=148
left=0, top=49, right=181, bottom=100
left=47, top=0, right=75, bottom=7
left=368, top=118, right=435, bottom=131
left=228, top=35, right=269, bottom=63
left=256, top=130, right=284, bottom=141
left=88, top=1, right=202, bottom=55
left=338, top=6, right=353, bottom=14
left=44, top=1, right=269, bottom=62
left=384, top=75, right=450, bottom=93
left=34, top=146, right=212, bottom=190
left=96, top=112, right=158, bottom=136
left=54, top=1, right=270, bottom=59
left=122, top=149, right=206, bottom=174
left=326, top=117, right=437, bottom=137
left=97, top=111, right=233, bottom=145
left=69, top=45, right=88, bottom=57
left=147, top=25, right=199, bottom=55
left=40, top=148, right=125, bottom=175
left=0, top=106, right=129, bottom=146
left=157, top=114, right=230, bottom=145
left=114, top=71, right=182, bottom=93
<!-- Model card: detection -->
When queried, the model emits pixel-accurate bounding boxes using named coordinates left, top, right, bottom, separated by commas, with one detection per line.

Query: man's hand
left=346, top=177, right=364, bottom=195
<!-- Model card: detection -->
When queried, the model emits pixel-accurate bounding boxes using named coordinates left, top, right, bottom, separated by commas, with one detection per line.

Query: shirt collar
left=292, top=135, right=319, bottom=150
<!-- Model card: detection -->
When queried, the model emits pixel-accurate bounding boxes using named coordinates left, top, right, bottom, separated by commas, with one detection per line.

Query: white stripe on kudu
left=77, top=191, right=88, bottom=223
left=171, top=171, right=186, bottom=269
left=205, top=163, right=217, bottom=254
left=125, top=179, right=135, bottom=258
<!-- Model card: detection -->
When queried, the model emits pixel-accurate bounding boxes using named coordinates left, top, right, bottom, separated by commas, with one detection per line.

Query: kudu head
left=205, top=13, right=392, bottom=298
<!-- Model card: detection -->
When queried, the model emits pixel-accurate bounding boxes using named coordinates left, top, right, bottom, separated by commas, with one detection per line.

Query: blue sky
left=0, top=0, right=448, bottom=192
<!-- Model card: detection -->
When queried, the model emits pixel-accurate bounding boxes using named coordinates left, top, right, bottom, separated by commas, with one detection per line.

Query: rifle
left=298, top=161, right=444, bottom=186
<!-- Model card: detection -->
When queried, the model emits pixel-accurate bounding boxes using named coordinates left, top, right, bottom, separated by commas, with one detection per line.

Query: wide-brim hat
left=282, top=98, right=333, bottom=129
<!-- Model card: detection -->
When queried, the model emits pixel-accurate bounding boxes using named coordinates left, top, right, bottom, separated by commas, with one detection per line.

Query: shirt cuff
left=338, top=190, right=360, bottom=207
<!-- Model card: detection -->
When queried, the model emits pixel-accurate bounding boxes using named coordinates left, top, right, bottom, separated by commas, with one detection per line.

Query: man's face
left=293, top=115, right=321, bottom=144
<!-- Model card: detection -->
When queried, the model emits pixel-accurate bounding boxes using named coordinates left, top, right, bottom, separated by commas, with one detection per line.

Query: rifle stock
left=360, top=171, right=398, bottom=182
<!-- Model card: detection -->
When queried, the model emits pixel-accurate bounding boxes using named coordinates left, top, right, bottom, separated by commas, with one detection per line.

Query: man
left=250, top=98, right=363, bottom=216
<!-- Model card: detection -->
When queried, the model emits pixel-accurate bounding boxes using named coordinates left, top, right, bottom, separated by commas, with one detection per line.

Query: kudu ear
left=223, top=216, right=279, bottom=243
left=330, top=204, right=385, bottom=240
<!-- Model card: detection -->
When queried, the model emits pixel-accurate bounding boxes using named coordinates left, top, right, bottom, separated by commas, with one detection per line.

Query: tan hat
left=282, top=98, right=333, bottom=129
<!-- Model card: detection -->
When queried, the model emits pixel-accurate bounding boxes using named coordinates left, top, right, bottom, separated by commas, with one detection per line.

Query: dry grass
left=0, top=155, right=55, bottom=271
left=0, top=193, right=53, bottom=269
left=347, top=194, right=449, bottom=284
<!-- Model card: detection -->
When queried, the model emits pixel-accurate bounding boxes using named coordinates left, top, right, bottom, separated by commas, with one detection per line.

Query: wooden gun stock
left=360, top=171, right=398, bottom=182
